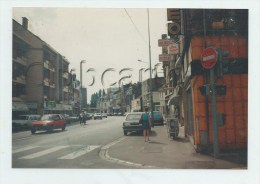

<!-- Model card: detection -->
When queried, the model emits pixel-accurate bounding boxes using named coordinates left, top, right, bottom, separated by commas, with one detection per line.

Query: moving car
left=122, top=112, right=143, bottom=136
left=150, top=111, right=164, bottom=126
left=93, top=113, right=102, bottom=120
left=30, top=114, right=66, bottom=134
left=12, top=114, right=41, bottom=131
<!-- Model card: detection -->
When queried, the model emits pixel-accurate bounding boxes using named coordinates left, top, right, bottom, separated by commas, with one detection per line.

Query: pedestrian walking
left=141, top=107, right=152, bottom=142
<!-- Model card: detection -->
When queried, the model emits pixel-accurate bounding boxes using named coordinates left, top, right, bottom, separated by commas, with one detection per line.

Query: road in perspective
left=12, top=116, right=247, bottom=169
left=12, top=116, right=131, bottom=168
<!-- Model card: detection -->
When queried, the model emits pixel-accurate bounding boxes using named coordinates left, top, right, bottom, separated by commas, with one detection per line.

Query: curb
left=99, top=137, right=159, bottom=169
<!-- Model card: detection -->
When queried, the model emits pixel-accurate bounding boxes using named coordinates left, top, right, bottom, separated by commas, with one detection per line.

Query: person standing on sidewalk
left=141, top=107, right=151, bottom=142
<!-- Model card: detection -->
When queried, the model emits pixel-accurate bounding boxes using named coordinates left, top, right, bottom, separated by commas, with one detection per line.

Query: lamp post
left=139, top=68, right=145, bottom=82
left=147, top=8, right=153, bottom=122
left=69, top=69, right=75, bottom=104
left=80, top=60, right=86, bottom=112
left=154, top=63, right=162, bottom=77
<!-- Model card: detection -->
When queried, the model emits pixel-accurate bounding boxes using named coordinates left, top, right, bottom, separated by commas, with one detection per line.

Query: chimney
left=22, top=17, right=28, bottom=30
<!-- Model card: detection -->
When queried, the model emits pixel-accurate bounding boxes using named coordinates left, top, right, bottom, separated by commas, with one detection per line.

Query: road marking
left=58, top=145, right=100, bottom=159
left=19, top=145, right=69, bottom=159
left=13, top=146, right=39, bottom=154
left=101, top=137, right=126, bottom=150
left=99, top=137, right=157, bottom=168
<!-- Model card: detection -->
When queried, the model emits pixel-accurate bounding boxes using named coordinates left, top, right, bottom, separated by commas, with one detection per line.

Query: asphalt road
left=12, top=116, right=134, bottom=169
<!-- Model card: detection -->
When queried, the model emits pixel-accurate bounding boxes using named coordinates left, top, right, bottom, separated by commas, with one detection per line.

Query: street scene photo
left=11, top=8, right=249, bottom=171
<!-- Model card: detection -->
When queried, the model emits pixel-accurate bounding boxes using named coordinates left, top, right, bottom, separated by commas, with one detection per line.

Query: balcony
left=63, top=86, right=69, bottom=92
left=44, top=60, right=49, bottom=69
left=50, top=67, right=55, bottom=72
left=50, top=83, right=56, bottom=88
left=63, top=72, right=69, bottom=79
left=13, top=75, right=26, bottom=84
left=14, top=56, right=27, bottom=66
left=44, top=78, right=50, bottom=86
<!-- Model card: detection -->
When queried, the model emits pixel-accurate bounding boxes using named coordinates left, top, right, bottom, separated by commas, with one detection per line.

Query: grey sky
left=13, top=8, right=167, bottom=101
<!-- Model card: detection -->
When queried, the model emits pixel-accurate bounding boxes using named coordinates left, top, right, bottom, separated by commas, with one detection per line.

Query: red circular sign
left=201, top=47, right=218, bottom=69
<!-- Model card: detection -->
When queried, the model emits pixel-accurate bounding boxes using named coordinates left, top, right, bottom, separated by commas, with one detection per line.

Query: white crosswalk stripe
left=14, top=145, right=101, bottom=160
left=19, top=145, right=69, bottom=159
left=58, top=145, right=100, bottom=159
left=13, top=146, right=39, bottom=153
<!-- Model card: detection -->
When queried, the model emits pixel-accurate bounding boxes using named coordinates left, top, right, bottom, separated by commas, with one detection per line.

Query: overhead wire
left=123, top=8, right=148, bottom=46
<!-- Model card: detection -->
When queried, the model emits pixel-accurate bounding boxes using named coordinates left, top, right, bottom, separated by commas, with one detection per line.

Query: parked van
left=12, top=115, right=41, bottom=131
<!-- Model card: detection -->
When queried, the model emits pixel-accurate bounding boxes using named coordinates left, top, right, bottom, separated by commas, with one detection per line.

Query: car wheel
left=31, top=128, right=36, bottom=134
left=62, top=124, right=66, bottom=131
left=124, top=130, right=127, bottom=136
left=47, top=126, right=53, bottom=133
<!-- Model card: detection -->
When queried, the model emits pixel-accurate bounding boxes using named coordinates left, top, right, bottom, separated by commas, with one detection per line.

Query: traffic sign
left=201, top=47, right=218, bottom=69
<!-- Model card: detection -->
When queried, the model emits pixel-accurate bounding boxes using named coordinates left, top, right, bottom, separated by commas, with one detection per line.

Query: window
left=126, top=114, right=141, bottom=121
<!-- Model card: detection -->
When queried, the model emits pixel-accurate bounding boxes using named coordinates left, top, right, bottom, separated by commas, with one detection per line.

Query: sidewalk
left=106, top=125, right=247, bottom=169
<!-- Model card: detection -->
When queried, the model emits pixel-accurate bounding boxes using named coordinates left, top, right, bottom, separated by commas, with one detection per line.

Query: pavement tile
left=108, top=125, right=247, bottom=169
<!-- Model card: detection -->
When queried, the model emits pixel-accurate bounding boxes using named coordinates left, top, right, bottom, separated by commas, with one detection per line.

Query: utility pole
left=147, top=8, right=154, bottom=120
left=80, top=60, right=86, bottom=112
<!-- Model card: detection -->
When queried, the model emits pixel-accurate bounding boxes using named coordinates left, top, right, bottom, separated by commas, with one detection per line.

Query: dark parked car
left=67, top=115, right=79, bottom=123
left=102, top=113, right=107, bottom=118
left=122, top=112, right=143, bottom=136
left=150, top=111, right=164, bottom=126
left=31, top=114, right=66, bottom=134
left=85, top=113, right=92, bottom=120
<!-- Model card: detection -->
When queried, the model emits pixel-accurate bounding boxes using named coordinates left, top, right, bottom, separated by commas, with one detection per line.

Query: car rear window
left=41, top=115, right=57, bottom=120
left=18, top=116, right=29, bottom=120
left=153, top=112, right=163, bottom=118
left=126, top=114, right=141, bottom=121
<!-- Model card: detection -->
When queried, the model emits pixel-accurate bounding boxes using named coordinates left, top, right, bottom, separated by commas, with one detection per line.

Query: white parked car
left=12, top=114, right=41, bottom=131
left=93, top=113, right=102, bottom=120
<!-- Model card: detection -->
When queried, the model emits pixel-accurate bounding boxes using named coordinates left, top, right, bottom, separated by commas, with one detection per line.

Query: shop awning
left=12, top=102, right=29, bottom=111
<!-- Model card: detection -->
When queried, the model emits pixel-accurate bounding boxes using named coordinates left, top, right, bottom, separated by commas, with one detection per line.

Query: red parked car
left=31, top=114, right=66, bottom=134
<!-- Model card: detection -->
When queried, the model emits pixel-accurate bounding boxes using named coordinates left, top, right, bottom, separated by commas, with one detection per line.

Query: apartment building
left=12, top=17, right=78, bottom=116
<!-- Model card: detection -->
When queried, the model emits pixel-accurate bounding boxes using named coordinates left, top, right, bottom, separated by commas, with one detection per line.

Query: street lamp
left=80, top=60, right=86, bottom=111
left=69, top=69, right=75, bottom=102
left=147, top=8, right=154, bottom=121
left=138, top=59, right=148, bottom=63
left=153, top=63, right=162, bottom=77
left=139, top=68, right=145, bottom=82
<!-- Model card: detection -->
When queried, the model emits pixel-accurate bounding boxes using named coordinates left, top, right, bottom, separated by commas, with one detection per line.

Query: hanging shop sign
left=168, top=22, right=181, bottom=36
left=168, top=44, right=179, bottom=54
left=201, top=47, right=218, bottom=69
left=159, top=54, right=173, bottom=62
left=167, top=9, right=181, bottom=21
left=47, top=101, right=56, bottom=108
left=158, top=39, right=175, bottom=47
